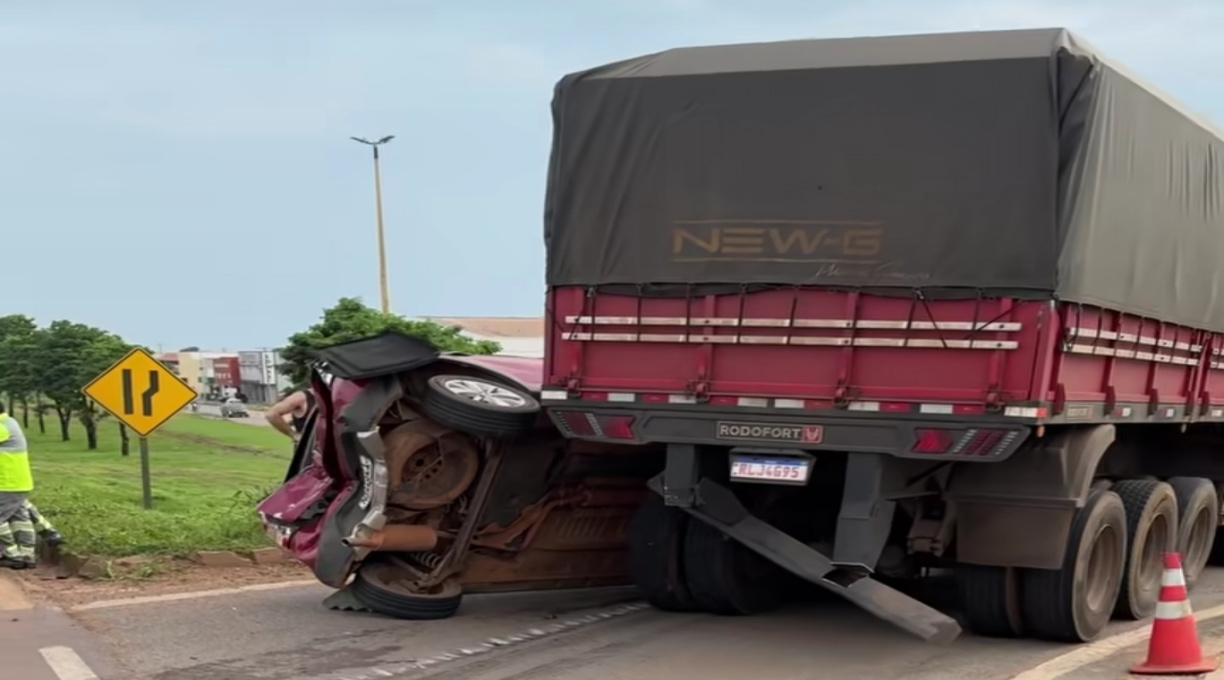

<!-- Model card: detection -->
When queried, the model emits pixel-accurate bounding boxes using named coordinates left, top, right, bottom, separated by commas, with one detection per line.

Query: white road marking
left=69, top=579, right=320, bottom=611
left=1009, top=600, right=1224, bottom=680
left=39, top=646, right=99, bottom=680
left=307, top=602, right=649, bottom=680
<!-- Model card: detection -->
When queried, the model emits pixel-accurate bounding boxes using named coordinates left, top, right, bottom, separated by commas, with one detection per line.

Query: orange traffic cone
left=1131, top=553, right=1218, bottom=675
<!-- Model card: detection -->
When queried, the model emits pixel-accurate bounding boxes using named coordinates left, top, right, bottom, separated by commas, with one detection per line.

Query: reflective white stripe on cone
left=1131, top=552, right=1218, bottom=676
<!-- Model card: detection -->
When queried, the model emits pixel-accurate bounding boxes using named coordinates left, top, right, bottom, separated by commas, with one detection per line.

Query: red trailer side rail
left=543, top=287, right=1224, bottom=428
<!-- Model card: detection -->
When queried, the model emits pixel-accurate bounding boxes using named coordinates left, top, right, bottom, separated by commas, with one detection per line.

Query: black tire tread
left=628, top=496, right=699, bottom=612
left=1020, top=490, right=1127, bottom=643
left=352, top=566, right=463, bottom=620
left=1167, top=476, right=1219, bottom=590
left=421, top=375, right=539, bottom=437
left=1112, top=479, right=1177, bottom=620
left=957, top=565, right=1022, bottom=638
left=682, top=518, right=782, bottom=616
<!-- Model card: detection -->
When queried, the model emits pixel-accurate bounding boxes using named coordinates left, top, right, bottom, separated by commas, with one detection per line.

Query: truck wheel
left=1021, top=489, right=1127, bottom=642
left=421, top=375, right=540, bottom=438
left=1112, top=480, right=1178, bottom=620
left=956, top=565, right=1023, bottom=638
left=1168, top=477, right=1218, bottom=590
left=683, top=517, right=783, bottom=615
left=351, top=559, right=464, bottom=620
left=628, top=495, right=698, bottom=612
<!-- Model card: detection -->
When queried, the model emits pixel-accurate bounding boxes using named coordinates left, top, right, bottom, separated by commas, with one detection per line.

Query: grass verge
left=26, top=415, right=295, bottom=558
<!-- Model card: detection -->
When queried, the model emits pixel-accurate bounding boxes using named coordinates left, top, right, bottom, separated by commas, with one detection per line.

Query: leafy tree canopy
left=279, top=297, right=500, bottom=386
left=0, top=315, right=39, bottom=408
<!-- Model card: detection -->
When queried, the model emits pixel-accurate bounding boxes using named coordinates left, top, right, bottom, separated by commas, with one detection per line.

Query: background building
left=239, top=349, right=291, bottom=404
left=424, top=317, right=545, bottom=358
left=156, top=351, right=240, bottom=398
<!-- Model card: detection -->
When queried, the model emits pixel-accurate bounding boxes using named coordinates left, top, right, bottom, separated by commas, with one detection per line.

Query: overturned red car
left=257, top=333, right=661, bottom=618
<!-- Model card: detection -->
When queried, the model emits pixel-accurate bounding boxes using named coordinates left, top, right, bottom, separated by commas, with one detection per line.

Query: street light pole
left=350, top=135, right=395, bottom=314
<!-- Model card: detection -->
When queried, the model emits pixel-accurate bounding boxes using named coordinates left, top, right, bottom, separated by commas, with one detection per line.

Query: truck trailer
left=538, top=28, right=1224, bottom=644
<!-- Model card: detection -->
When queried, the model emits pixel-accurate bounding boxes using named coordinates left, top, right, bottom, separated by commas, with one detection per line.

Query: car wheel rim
left=442, top=379, right=526, bottom=408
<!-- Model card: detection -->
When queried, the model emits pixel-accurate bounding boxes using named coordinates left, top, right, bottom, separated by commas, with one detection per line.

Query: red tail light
left=913, top=429, right=955, bottom=454
left=552, top=411, right=638, bottom=440
left=598, top=415, right=637, bottom=439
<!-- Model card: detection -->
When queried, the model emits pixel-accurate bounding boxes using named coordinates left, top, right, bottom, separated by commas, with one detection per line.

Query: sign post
left=82, top=348, right=198, bottom=510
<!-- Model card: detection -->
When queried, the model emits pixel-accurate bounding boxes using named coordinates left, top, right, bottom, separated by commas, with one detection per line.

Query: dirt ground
left=13, top=559, right=315, bottom=609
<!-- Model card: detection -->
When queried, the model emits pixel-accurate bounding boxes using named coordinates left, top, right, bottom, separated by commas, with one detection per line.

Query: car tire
left=421, top=374, right=540, bottom=437
left=628, top=495, right=699, bottom=612
left=351, top=559, right=463, bottom=620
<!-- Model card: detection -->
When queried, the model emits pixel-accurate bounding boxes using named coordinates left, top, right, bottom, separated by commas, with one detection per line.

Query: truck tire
left=1112, top=480, right=1178, bottom=620
left=628, top=495, right=699, bottom=612
left=1020, top=489, right=1127, bottom=642
left=421, top=375, right=540, bottom=438
left=1168, top=477, right=1218, bottom=590
left=956, top=565, right=1024, bottom=638
left=682, top=517, right=783, bottom=615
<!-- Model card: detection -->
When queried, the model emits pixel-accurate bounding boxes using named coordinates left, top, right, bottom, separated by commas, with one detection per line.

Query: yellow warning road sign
left=82, top=348, right=198, bottom=437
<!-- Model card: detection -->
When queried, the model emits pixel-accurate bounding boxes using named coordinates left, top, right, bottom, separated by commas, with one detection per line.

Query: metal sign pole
left=81, top=348, right=198, bottom=512
left=139, top=436, right=153, bottom=510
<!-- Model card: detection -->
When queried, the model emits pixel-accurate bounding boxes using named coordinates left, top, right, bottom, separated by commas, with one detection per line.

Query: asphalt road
left=192, top=403, right=273, bottom=427
left=58, top=568, right=1224, bottom=680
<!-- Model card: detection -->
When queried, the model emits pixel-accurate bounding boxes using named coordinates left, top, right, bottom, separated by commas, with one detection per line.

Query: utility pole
left=350, top=135, right=395, bottom=313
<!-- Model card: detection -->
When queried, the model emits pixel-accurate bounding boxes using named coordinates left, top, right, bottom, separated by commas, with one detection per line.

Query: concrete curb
left=54, top=547, right=297, bottom=580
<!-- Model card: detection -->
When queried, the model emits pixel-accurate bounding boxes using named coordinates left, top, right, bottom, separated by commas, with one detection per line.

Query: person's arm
left=0, top=419, right=10, bottom=443
left=265, top=393, right=305, bottom=439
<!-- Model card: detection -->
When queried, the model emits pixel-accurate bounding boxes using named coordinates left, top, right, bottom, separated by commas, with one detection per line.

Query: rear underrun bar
left=646, top=473, right=962, bottom=645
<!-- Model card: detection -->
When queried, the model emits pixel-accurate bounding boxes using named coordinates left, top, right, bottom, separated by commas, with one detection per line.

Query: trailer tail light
left=598, top=415, right=637, bottom=439
left=958, top=429, right=1008, bottom=456
left=912, top=428, right=1018, bottom=457
left=551, top=410, right=638, bottom=440
left=913, top=429, right=955, bottom=454
left=555, top=410, right=597, bottom=437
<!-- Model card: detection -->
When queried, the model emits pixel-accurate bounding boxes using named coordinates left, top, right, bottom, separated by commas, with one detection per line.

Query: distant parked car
left=220, top=397, right=249, bottom=418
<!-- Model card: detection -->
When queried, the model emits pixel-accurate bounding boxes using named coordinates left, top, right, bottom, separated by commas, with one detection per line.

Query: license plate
left=729, top=455, right=812, bottom=485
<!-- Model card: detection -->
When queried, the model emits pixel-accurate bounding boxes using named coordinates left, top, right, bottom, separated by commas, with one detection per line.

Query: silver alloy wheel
left=441, top=378, right=528, bottom=409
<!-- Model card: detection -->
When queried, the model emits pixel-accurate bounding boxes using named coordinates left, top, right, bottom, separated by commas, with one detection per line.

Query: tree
left=280, top=297, right=501, bottom=386
left=31, top=321, right=131, bottom=446
left=0, top=314, right=38, bottom=423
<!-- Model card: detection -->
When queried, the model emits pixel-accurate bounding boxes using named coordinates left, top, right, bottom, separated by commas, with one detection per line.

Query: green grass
left=158, top=413, right=291, bottom=455
left=26, top=415, right=296, bottom=558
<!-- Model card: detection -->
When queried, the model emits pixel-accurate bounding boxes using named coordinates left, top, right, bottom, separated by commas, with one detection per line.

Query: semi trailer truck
left=537, top=28, right=1224, bottom=644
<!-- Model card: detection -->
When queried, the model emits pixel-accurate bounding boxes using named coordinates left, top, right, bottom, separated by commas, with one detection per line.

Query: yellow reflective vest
left=0, top=414, right=33, bottom=493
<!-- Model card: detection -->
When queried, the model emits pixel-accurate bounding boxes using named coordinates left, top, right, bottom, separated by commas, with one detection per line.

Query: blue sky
left=4, top=0, right=1222, bottom=350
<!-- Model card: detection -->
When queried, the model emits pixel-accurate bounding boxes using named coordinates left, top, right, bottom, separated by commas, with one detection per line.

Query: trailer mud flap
left=648, top=475, right=961, bottom=645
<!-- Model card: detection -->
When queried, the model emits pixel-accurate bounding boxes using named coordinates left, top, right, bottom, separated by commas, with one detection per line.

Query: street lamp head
left=350, top=135, right=394, bottom=146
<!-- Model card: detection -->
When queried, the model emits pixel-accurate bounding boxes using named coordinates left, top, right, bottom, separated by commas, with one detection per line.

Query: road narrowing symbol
left=83, top=348, right=198, bottom=437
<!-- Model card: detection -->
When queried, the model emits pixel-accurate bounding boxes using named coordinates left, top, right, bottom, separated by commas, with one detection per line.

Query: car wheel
left=351, top=559, right=463, bottom=620
left=421, top=374, right=540, bottom=437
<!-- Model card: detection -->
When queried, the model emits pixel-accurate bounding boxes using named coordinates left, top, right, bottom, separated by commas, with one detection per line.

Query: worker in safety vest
left=0, top=403, right=42, bottom=569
